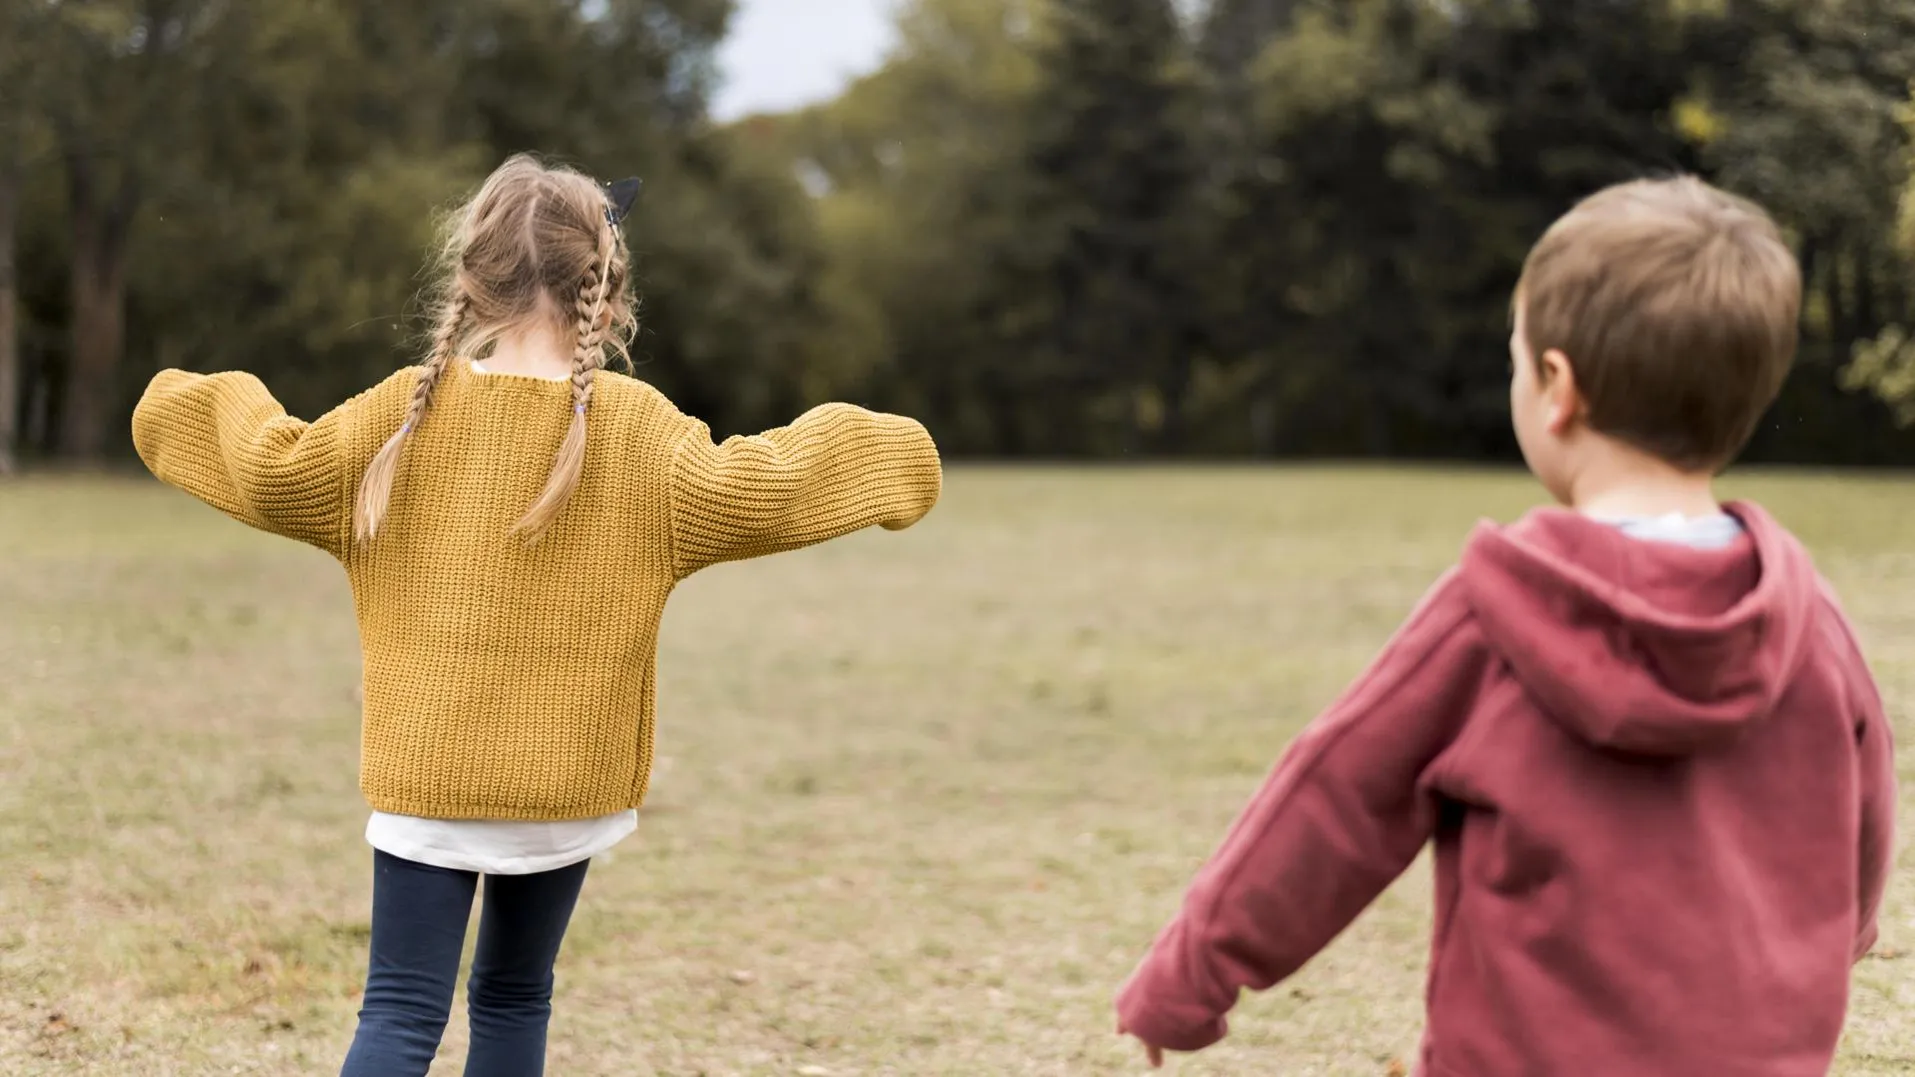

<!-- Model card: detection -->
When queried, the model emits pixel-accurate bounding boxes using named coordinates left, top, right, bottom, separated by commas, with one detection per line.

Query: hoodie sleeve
left=1817, top=586, right=1896, bottom=964
left=1855, top=695, right=1895, bottom=964
left=1839, top=618, right=1896, bottom=964
left=1116, top=573, right=1492, bottom=1053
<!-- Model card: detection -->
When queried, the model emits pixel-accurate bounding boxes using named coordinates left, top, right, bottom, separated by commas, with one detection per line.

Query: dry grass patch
left=2, top=467, right=1910, bottom=1075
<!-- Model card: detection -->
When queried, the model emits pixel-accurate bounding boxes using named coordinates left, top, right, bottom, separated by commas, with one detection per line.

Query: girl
left=130, top=154, right=943, bottom=1076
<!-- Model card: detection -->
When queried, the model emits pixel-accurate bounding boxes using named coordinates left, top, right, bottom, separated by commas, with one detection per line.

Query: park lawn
left=1, top=467, right=1911, bottom=1076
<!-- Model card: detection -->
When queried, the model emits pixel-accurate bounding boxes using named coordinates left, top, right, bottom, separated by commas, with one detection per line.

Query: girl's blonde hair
left=353, top=154, right=638, bottom=544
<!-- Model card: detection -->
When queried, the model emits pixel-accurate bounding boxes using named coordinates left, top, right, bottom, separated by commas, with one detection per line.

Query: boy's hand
left=1118, top=1018, right=1165, bottom=1068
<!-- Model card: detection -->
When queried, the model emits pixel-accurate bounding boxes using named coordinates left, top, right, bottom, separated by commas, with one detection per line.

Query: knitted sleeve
left=668, top=403, right=942, bottom=578
left=131, top=369, right=347, bottom=555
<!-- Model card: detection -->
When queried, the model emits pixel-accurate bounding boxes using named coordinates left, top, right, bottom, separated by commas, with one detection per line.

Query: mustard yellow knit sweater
left=131, top=361, right=942, bottom=820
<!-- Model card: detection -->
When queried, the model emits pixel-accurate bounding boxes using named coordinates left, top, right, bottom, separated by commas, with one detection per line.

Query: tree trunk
left=1855, top=249, right=1877, bottom=336
left=59, top=171, right=134, bottom=460
left=0, top=163, right=19, bottom=474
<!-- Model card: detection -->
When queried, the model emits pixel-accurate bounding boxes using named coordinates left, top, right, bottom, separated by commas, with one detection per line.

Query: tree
left=41, top=0, right=369, bottom=459
left=1206, top=0, right=1458, bottom=455
left=0, top=160, right=16, bottom=475
left=1005, top=0, right=1208, bottom=453
left=1677, top=0, right=1915, bottom=455
left=12, top=0, right=853, bottom=457
left=9, top=0, right=1911, bottom=464
left=126, top=0, right=479, bottom=417
left=1207, top=0, right=1531, bottom=456
left=41, top=0, right=187, bottom=460
left=747, top=0, right=1048, bottom=451
left=1841, top=86, right=1915, bottom=424
left=1198, top=0, right=1303, bottom=80
left=0, top=0, right=55, bottom=474
left=771, top=0, right=1207, bottom=454
left=1201, top=0, right=1914, bottom=461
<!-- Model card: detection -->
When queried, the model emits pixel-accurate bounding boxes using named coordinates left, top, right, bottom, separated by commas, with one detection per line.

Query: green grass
left=2, top=467, right=1911, bottom=1075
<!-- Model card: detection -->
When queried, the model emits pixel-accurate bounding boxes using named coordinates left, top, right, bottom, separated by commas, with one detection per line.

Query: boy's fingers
left=1114, top=1020, right=1163, bottom=1068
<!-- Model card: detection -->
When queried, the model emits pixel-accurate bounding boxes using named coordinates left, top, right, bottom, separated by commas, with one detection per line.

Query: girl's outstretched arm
left=132, top=370, right=348, bottom=555
left=667, top=403, right=942, bottom=579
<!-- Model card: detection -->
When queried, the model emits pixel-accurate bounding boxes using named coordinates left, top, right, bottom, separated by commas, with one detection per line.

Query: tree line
left=3, top=0, right=1912, bottom=473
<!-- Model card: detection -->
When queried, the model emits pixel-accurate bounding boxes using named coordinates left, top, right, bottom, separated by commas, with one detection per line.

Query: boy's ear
left=1540, top=348, right=1584, bottom=434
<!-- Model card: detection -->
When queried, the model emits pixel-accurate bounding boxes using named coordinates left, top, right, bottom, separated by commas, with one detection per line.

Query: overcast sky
left=712, top=0, right=900, bottom=121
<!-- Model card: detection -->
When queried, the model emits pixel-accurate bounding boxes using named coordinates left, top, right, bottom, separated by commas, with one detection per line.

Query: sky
left=712, top=0, right=900, bottom=121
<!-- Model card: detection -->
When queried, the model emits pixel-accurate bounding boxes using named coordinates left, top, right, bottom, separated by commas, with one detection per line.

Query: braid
left=513, top=227, right=616, bottom=540
left=571, top=240, right=611, bottom=409
left=354, top=291, right=469, bottom=543
left=406, top=293, right=466, bottom=429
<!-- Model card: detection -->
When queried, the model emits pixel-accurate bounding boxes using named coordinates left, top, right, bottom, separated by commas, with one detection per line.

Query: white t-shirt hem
left=365, top=810, right=638, bottom=875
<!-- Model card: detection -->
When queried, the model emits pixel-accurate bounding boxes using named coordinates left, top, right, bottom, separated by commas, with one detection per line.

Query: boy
left=1115, top=177, right=1897, bottom=1075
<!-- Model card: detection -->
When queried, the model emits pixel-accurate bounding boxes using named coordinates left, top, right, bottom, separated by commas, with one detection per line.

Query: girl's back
left=137, top=356, right=937, bottom=820
left=133, top=156, right=940, bottom=824
left=129, top=153, right=940, bottom=1077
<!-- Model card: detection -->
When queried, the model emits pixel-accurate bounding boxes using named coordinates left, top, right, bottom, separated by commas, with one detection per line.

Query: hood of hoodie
left=1458, top=501, right=1819, bottom=757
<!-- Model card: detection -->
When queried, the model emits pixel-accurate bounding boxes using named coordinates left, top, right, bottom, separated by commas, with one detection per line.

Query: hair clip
left=601, top=177, right=643, bottom=226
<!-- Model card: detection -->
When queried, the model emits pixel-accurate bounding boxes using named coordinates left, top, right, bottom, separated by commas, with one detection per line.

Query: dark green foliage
left=5, top=0, right=838, bottom=460
left=2, top=0, right=1911, bottom=465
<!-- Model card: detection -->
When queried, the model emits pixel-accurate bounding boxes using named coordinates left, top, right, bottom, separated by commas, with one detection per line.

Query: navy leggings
left=340, top=850, right=589, bottom=1077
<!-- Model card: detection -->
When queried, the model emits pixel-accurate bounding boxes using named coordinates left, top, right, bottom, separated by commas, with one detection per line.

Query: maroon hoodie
left=1117, top=502, right=1895, bottom=1076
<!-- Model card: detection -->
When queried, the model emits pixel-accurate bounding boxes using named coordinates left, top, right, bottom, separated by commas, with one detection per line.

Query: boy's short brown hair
left=1518, top=176, right=1801, bottom=471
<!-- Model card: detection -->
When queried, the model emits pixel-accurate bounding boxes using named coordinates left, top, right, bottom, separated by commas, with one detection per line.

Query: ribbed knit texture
left=131, top=361, right=942, bottom=820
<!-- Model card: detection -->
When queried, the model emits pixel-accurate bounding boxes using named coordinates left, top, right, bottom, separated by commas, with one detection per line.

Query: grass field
left=2, top=467, right=1911, bottom=1076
